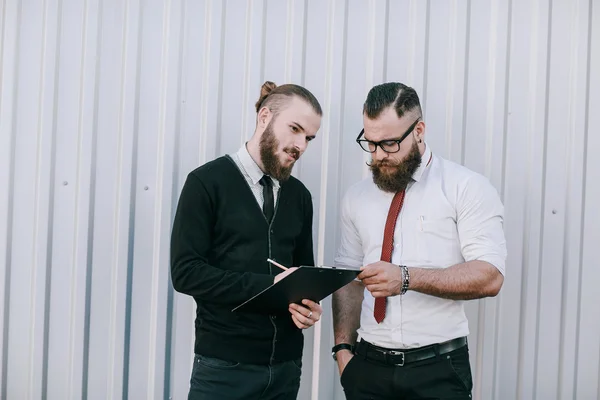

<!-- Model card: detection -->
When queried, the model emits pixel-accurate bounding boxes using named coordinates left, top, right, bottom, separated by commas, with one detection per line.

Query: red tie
left=373, top=190, right=406, bottom=323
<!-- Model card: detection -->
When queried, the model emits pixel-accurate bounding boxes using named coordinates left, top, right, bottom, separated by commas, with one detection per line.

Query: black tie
left=259, top=175, right=274, bottom=223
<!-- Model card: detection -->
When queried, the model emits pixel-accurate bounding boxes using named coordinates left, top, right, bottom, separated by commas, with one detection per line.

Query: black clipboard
left=231, top=265, right=360, bottom=313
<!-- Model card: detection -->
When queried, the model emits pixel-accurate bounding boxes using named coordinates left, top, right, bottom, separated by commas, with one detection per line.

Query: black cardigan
left=170, top=155, right=314, bottom=365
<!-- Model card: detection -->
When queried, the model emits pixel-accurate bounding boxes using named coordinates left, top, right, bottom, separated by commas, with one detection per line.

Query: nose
left=295, top=135, right=308, bottom=153
left=374, top=145, right=388, bottom=160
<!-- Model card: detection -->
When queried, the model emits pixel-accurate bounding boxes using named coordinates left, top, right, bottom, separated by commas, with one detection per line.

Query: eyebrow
left=291, top=121, right=305, bottom=132
left=292, top=122, right=316, bottom=139
left=363, top=132, right=403, bottom=142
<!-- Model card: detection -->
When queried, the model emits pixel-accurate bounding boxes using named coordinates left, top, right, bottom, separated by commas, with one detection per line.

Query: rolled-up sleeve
left=456, top=174, right=507, bottom=275
left=334, top=189, right=364, bottom=269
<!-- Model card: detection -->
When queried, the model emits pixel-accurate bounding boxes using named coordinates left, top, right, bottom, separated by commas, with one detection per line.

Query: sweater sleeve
left=170, top=173, right=274, bottom=304
left=292, top=190, right=315, bottom=268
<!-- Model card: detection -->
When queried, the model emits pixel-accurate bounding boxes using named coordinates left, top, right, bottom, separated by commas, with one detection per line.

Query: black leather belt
left=355, top=337, right=467, bottom=367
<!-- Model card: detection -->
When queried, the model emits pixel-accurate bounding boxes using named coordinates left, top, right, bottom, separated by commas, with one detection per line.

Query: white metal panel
left=1, top=0, right=599, bottom=399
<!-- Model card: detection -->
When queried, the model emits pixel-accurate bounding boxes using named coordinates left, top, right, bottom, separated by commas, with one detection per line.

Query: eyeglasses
left=356, top=118, right=421, bottom=153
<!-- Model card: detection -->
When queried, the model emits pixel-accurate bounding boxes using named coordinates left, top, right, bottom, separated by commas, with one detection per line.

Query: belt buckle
left=388, top=350, right=405, bottom=366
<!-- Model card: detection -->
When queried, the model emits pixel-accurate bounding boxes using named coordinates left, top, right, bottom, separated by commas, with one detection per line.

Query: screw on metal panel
left=63, top=181, right=68, bottom=186
left=144, top=185, right=149, bottom=191
left=552, top=209, right=557, bottom=214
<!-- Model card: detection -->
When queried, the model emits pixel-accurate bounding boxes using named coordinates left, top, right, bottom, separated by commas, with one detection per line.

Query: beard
left=259, top=121, right=299, bottom=182
left=369, top=140, right=422, bottom=193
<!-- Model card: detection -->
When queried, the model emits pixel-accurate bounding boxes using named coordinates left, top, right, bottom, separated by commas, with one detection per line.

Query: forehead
left=363, top=107, right=412, bottom=141
left=276, top=97, right=321, bottom=134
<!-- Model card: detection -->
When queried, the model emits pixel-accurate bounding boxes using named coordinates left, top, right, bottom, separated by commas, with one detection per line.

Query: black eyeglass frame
left=355, top=118, right=421, bottom=153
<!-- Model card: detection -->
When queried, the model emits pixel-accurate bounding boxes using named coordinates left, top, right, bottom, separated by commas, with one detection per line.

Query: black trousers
left=340, top=344, right=473, bottom=400
left=188, top=354, right=302, bottom=400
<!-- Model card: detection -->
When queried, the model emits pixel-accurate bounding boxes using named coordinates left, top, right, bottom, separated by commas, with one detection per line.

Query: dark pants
left=188, top=354, right=302, bottom=400
left=341, top=343, right=473, bottom=400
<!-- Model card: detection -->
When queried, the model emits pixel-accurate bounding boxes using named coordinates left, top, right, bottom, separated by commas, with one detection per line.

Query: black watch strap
left=331, top=343, right=354, bottom=361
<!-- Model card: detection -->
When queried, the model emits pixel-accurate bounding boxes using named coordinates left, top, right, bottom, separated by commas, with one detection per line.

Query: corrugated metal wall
left=1, top=0, right=599, bottom=399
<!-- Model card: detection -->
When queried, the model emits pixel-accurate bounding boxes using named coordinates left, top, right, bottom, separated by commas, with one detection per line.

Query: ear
left=257, top=106, right=272, bottom=128
left=415, top=120, right=426, bottom=142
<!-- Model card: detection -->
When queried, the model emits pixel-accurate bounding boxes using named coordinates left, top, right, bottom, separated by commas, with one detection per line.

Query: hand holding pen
left=266, top=258, right=322, bottom=329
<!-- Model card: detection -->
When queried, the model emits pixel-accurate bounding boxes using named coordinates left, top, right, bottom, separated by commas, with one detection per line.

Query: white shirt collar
left=411, top=142, right=433, bottom=182
left=235, top=143, right=280, bottom=188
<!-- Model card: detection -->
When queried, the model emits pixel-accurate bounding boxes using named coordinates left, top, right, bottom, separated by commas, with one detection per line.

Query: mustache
left=285, top=148, right=300, bottom=160
left=366, top=159, right=398, bottom=168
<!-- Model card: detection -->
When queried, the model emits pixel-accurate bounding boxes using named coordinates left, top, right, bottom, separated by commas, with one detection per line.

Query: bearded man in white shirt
left=332, top=82, right=507, bottom=400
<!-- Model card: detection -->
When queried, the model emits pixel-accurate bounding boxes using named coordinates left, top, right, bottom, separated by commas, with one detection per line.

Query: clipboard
left=231, top=265, right=360, bottom=313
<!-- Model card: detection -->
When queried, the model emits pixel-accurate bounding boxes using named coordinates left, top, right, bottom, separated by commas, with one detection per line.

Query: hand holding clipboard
left=267, top=259, right=321, bottom=329
left=232, top=260, right=360, bottom=317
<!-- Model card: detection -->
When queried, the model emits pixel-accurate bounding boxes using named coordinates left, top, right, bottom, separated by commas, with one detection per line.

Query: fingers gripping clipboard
left=231, top=265, right=360, bottom=314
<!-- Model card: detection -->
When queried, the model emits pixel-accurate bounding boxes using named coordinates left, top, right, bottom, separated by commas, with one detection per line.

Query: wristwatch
left=331, top=343, right=354, bottom=361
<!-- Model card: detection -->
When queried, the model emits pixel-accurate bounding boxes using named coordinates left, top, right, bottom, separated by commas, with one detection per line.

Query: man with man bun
left=170, top=81, right=323, bottom=399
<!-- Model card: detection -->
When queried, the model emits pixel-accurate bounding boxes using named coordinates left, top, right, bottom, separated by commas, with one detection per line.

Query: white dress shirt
left=334, top=143, right=506, bottom=349
left=230, top=144, right=280, bottom=207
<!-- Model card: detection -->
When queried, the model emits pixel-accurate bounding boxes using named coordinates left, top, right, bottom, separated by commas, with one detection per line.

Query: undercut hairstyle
left=363, top=82, right=422, bottom=120
left=255, top=81, right=322, bottom=117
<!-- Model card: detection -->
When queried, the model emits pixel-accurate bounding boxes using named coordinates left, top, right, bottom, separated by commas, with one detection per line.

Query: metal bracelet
left=400, top=265, right=410, bottom=295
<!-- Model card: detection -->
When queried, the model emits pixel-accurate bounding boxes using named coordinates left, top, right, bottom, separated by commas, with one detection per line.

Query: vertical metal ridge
left=214, top=0, right=226, bottom=157
left=300, top=0, right=308, bottom=86
left=240, top=0, right=253, bottom=146
left=0, top=0, right=5, bottom=82
left=38, top=1, right=59, bottom=399
left=284, top=0, right=294, bottom=83
left=81, top=0, right=104, bottom=397
left=494, top=0, right=513, bottom=396
left=533, top=0, right=554, bottom=397
left=484, top=0, right=499, bottom=178
left=516, top=147, right=532, bottom=400
left=382, top=0, right=390, bottom=81
left=335, top=0, right=349, bottom=195
left=69, top=0, right=88, bottom=393
left=30, top=0, right=50, bottom=398
left=122, top=1, right=144, bottom=397
left=1, top=0, right=21, bottom=397
left=67, top=0, right=91, bottom=394
left=147, top=0, right=172, bottom=396
left=558, top=0, right=582, bottom=396
left=459, top=0, right=471, bottom=165
left=259, top=0, right=267, bottom=84
left=315, top=0, right=337, bottom=286
left=407, top=0, right=417, bottom=83
left=365, top=0, right=375, bottom=88
left=422, top=0, right=431, bottom=111
left=500, top=0, right=513, bottom=200
left=198, top=0, right=212, bottom=165
left=444, top=0, right=458, bottom=158
left=108, top=0, right=130, bottom=394
left=164, top=0, right=187, bottom=397
left=42, top=2, right=63, bottom=398
left=0, top=0, right=6, bottom=107
left=517, top=0, right=541, bottom=397
left=31, top=0, right=48, bottom=393
left=575, top=2, right=594, bottom=398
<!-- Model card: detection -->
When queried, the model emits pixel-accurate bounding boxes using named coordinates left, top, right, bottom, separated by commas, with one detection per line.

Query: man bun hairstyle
left=255, top=81, right=278, bottom=112
left=363, top=82, right=422, bottom=120
left=255, top=80, right=322, bottom=117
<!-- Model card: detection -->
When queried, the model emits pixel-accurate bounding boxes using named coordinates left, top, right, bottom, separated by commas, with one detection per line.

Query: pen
left=267, top=258, right=288, bottom=271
